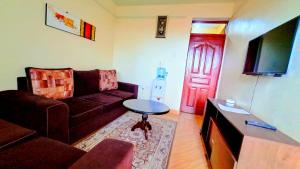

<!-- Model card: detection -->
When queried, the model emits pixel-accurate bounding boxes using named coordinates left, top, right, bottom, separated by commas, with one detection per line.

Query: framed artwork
left=156, top=16, right=168, bottom=38
left=80, top=20, right=96, bottom=41
left=45, top=3, right=81, bottom=35
left=45, top=3, right=96, bottom=41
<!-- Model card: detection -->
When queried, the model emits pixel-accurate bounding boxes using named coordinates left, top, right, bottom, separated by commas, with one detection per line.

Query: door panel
left=187, top=87, right=197, bottom=107
left=180, top=34, right=225, bottom=114
left=191, top=77, right=210, bottom=85
left=209, top=119, right=236, bottom=169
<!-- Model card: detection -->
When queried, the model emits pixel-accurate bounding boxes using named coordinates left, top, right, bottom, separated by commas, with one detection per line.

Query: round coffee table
left=123, top=99, right=170, bottom=140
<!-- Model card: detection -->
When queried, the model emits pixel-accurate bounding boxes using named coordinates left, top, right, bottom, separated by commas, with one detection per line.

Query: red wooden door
left=180, top=34, right=225, bottom=115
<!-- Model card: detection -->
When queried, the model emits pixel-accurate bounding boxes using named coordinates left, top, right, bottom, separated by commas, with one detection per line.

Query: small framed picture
left=156, top=16, right=168, bottom=38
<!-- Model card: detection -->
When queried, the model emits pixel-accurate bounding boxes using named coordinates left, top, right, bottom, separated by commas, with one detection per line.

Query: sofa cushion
left=0, top=119, right=36, bottom=150
left=98, top=70, right=118, bottom=91
left=74, top=70, right=99, bottom=96
left=62, top=98, right=104, bottom=126
left=80, top=93, right=123, bottom=111
left=102, top=89, right=135, bottom=99
left=25, top=67, right=74, bottom=99
left=69, top=139, right=134, bottom=169
left=0, top=137, right=85, bottom=169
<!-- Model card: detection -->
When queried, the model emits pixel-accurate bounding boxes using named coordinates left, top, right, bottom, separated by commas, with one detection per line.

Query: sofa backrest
left=18, top=69, right=100, bottom=97
left=17, top=77, right=30, bottom=91
left=73, top=70, right=100, bottom=96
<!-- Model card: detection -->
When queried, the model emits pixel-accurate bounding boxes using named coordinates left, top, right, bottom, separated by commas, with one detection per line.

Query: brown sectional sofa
left=0, top=119, right=134, bottom=169
left=0, top=69, right=138, bottom=143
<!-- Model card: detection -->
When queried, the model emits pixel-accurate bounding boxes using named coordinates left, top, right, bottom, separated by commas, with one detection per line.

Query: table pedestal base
left=131, top=114, right=152, bottom=140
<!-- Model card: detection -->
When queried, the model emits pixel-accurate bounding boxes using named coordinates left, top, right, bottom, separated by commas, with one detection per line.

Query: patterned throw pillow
left=26, top=68, right=74, bottom=99
left=98, top=70, right=118, bottom=91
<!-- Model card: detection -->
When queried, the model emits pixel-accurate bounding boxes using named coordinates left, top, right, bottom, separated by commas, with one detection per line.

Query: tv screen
left=243, top=17, right=299, bottom=76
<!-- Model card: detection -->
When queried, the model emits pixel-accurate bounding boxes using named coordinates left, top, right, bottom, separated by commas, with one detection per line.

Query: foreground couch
left=0, top=119, right=133, bottom=169
left=0, top=68, right=138, bottom=143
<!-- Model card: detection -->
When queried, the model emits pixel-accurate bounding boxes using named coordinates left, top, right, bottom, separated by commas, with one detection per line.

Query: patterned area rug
left=74, top=112, right=177, bottom=169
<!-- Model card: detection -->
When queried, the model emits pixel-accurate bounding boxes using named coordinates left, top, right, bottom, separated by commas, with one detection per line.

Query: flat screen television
left=243, top=17, right=299, bottom=76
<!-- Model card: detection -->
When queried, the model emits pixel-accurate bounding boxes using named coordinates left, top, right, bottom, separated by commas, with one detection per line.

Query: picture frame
left=45, top=3, right=81, bottom=36
left=156, top=16, right=168, bottom=38
left=45, top=3, right=96, bottom=41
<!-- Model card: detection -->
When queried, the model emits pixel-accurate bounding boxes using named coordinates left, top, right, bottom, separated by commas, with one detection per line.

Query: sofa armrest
left=0, top=90, right=69, bottom=143
left=0, top=119, right=36, bottom=150
left=69, top=139, right=134, bottom=169
left=118, top=82, right=138, bottom=99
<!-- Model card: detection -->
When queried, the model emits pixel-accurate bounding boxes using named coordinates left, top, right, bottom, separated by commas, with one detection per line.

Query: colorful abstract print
left=80, top=20, right=96, bottom=41
left=54, top=12, right=76, bottom=29
left=28, top=68, right=74, bottom=99
left=46, top=3, right=96, bottom=41
left=99, top=70, right=118, bottom=91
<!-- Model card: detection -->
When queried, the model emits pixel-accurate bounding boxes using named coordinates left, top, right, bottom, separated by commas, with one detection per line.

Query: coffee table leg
left=142, top=114, right=152, bottom=130
left=131, top=113, right=152, bottom=140
left=144, top=128, right=148, bottom=140
left=142, top=114, right=149, bottom=139
left=131, top=121, right=141, bottom=131
left=142, top=114, right=147, bottom=120
left=146, top=121, right=152, bottom=130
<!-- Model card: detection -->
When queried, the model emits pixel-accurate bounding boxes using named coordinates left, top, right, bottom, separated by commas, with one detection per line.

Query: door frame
left=191, top=20, right=228, bottom=24
left=180, top=32, right=226, bottom=114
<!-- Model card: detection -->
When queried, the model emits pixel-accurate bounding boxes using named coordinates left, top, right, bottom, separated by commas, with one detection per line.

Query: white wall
left=217, top=0, right=300, bottom=141
left=112, top=3, right=234, bottom=110
left=0, top=0, right=115, bottom=90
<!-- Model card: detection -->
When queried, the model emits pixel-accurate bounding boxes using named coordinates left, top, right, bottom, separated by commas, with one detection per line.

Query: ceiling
left=112, top=0, right=235, bottom=6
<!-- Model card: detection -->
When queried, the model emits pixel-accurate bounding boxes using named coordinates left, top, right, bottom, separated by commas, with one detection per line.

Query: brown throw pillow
left=98, top=70, right=118, bottom=91
left=25, top=67, right=74, bottom=99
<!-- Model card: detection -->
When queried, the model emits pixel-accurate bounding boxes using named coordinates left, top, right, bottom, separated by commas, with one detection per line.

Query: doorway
left=180, top=21, right=227, bottom=115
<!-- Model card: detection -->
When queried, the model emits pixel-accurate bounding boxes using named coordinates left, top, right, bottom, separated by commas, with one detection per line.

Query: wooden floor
left=157, top=110, right=209, bottom=169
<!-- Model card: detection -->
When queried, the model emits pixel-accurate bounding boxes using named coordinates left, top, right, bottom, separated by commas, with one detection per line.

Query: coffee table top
left=123, top=99, right=170, bottom=115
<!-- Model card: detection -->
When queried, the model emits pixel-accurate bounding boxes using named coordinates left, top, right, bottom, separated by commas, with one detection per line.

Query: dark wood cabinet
left=200, top=98, right=300, bottom=169
left=209, top=119, right=236, bottom=169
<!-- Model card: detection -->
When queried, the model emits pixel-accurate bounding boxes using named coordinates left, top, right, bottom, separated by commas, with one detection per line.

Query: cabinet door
left=209, top=119, right=236, bottom=169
